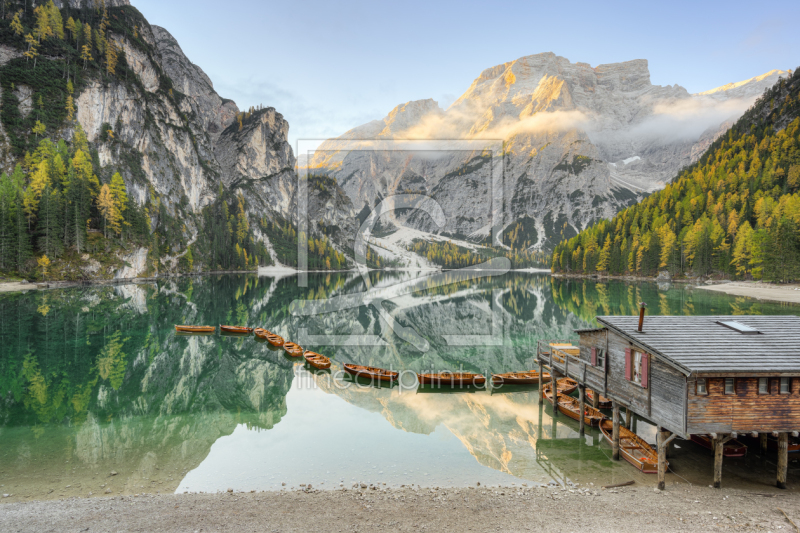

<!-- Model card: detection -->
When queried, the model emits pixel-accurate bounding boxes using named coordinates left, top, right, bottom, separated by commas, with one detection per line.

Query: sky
left=131, top=0, right=799, bottom=150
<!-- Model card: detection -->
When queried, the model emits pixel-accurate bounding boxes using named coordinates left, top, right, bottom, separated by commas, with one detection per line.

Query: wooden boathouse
left=537, top=311, right=800, bottom=490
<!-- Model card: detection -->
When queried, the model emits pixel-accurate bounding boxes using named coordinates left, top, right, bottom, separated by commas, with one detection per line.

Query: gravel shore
left=2, top=483, right=799, bottom=532
left=695, top=281, right=800, bottom=305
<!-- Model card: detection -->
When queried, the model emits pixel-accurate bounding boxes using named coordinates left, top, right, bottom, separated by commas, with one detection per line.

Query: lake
left=1, top=272, right=797, bottom=500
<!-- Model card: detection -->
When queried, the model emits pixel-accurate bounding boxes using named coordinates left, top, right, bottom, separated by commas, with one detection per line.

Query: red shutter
left=641, top=353, right=649, bottom=388
left=625, top=348, right=632, bottom=381
left=591, top=347, right=597, bottom=366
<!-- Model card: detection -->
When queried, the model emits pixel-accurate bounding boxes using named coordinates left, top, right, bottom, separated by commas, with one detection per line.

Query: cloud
left=617, top=95, right=755, bottom=143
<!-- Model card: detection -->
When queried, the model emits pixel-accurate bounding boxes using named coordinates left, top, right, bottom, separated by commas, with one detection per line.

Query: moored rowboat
left=690, top=435, right=747, bottom=457
left=586, top=389, right=612, bottom=409
left=175, top=325, right=215, bottom=333
left=599, top=419, right=662, bottom=474
left=541, top=378, right=578, bottom=396
left=767, top=435, right=800, bottom=453
left=220, top=325, right=253, bottom=334
left=265, top=333, right=284, bottom=347
left=418, top=372, right=486, bottom=387
left=254, top=328, right=269, bottom=339
left=343, top=364, right=398, bottom=382
left=544, top=388, right=606, bottom=427
left=283, top=341, right=303, bottom=357
left=491, top=371, right=549, bottom=386
left=304, top=351, right=331, bottom=370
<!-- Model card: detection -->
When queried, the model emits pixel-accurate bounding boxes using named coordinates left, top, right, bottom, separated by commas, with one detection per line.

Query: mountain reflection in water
left=0, top=272, right=795, bottom=499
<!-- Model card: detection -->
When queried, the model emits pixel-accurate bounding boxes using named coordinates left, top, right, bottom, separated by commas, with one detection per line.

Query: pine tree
left=65, top=17, right=76, bottom=40
left=37, top=254, right=50, bottom=280
left=81, top=44, right=93, bottom=69
left=33, top=5, right=52, bottom=42
left=11, top=10, right=23, bottom=36
left=36, top=185, right=62, bottom=258
left=32, top=120, right=45, bottom=138
left=65, top=95, right=75, bottom=121
left=15, top=188, right=32, bottom=272
left=0, top=172, right=18, bottom=272
left=23, top=33, right=38, bottom=67
left=109, top=172, right=128, bottom=238
left=46, top=1, right=63, bottom=40
left=106, top=39, right=118, bottom=75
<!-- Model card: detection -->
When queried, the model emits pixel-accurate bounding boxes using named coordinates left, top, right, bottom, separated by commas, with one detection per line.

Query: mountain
left=0, top=0, right=356, bottom=280
left=307, top=53, right=788, bottom=256
left=551, top=67, right=800, bottom=282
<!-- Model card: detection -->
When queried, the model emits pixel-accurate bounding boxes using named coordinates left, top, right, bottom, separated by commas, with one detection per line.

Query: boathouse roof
left=595, top=315, right=800, bottom=374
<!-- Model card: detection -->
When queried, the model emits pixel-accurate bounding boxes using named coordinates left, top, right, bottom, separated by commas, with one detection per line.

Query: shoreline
left=1, top=484, right=797, bottom=532
left=694, top=280, right=800, bottom=305
left=0, top=267, right=554, bottom=294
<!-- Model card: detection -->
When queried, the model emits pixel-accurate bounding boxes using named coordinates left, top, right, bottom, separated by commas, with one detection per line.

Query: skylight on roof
left=716, top=320, right=760, bottom=334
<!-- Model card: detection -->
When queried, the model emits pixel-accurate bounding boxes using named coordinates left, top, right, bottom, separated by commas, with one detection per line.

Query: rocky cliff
left=308, top=53, right=789, bottom=253
left=0, top=3, right=355, bottom=278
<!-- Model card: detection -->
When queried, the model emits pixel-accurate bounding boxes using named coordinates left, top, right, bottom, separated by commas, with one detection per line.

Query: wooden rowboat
left=265, top=333, right=284, bottom=347
left=254, top=328, right=269, bottom=339
left=304, top=351, right=331, bottom=370
left=691, top=435, right=748, bottom=457
left=343, top=364, right=398, bottom=382
left=491, top=371, right=549, bottom=386
left=283, top=341, right=303, bottom=357
left=418, top=372, right=486, bottom=387
left=544, top=388, right=606, bottom=427
left=586, top=389, right=613, bottom=409
left=175, top=325, right=215, bottom=333
left=541, top=378, right=578, bottom=396
left=599, top=419, right=662, bottom=474
left=767, top=435, right=800, bottom=453
left=220, top=325, right=253, bottom=334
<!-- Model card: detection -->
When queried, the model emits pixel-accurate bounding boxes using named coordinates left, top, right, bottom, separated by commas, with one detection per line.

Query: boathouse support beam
left=778, top=432, right=788, bottom=490
left=657, top=428, right=677, bottom=490
left=713, top=435, right=734, bottom=489
left=550, top=371, right=559, bottom=417
left=612, top=402, right=620, bottom=461
left=760, top=433, right=768, bottom=455
left=625, top=407, right=632, bottom=429
left=591, top=389, right=599, bottom=409
left=538, top=360, right=544, bottom=405
left=578, top=385, right=585, bottom=437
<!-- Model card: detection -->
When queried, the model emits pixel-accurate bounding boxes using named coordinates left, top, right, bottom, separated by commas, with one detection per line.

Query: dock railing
left=537, top=339, right=605, bottom=389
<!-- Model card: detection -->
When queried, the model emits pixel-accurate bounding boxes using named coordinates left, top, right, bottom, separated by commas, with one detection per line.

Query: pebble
left=2, top=494, right=9, bottom=498
left=110, top=471, right=118, bottom=476
left=227, top=488, right=233, bottom=493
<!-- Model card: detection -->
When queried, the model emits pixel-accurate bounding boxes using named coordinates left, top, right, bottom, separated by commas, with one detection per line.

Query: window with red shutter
left=591, top=347, right=597, bottom=366
left=625, top=348, right=632, bottom=381
left=641, top=353, right=649, bottom=388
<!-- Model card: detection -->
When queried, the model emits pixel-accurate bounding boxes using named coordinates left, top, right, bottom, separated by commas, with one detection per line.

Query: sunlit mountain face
left=0, top=273, right=794, bottom=499
left=304, top=54, right=788, bottom=253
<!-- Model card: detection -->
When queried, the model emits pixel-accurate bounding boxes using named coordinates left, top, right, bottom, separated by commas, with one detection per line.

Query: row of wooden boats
left=175, top=326, right=752, bottom=471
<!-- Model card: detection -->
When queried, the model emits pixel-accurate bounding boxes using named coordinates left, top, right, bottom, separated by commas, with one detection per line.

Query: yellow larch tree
left=105, top=38, right=118, bottom=75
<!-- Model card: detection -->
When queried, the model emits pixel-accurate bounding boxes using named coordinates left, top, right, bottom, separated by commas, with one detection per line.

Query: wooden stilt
left=778, top=432, right=788, bottom=490
left=625, top=407, right=632, bottom=429
left=591, top=389, right=599, bottom=409
left=538, top=361, right=544, bottom=405
left=578, top=385, right=585, bottom=437
left=550, top=372, right=558, bottom=417
left=612, top=402, right=620, bottom=461
left=713, top=436, right=724, bottom=489
left=657, top=427, right=668, bottom=490
left=760, top=433, right=768, bottom=455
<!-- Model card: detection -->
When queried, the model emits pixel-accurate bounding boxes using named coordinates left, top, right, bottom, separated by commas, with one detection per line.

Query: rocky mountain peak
left=381, top=99, right=443, bottom=136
